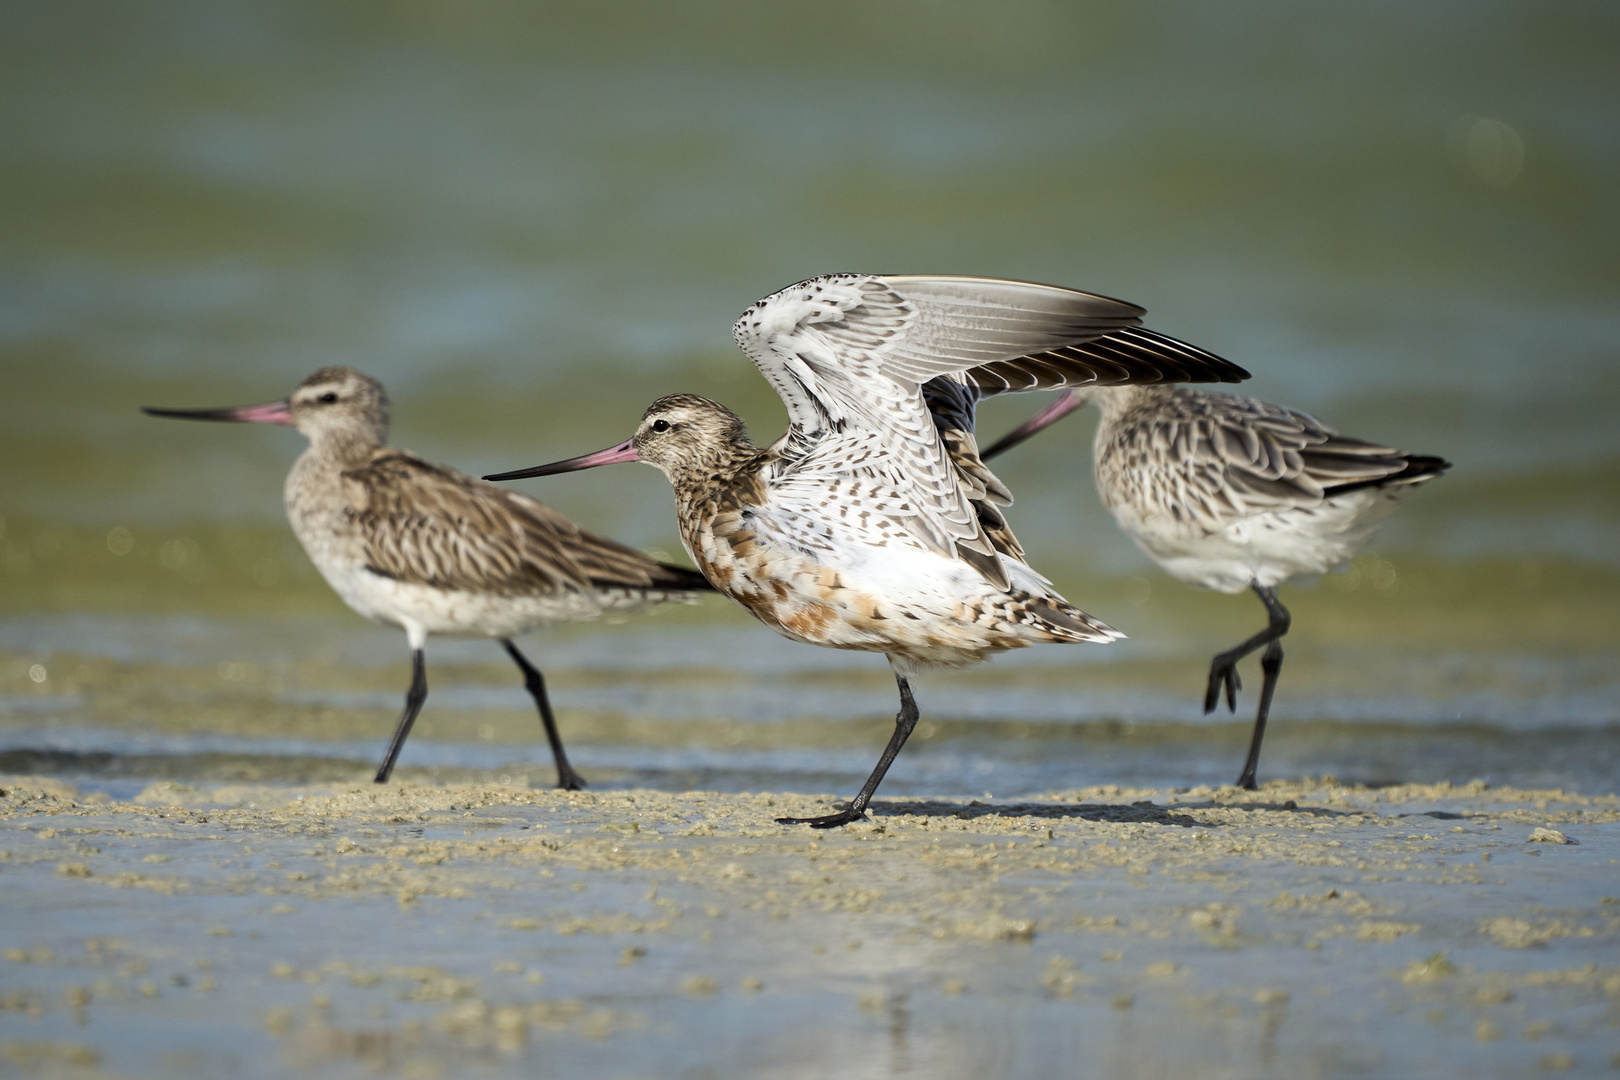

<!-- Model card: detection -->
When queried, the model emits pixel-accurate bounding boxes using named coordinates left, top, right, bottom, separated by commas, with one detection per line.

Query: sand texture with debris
left=2, top=776, right=1617, bottom=1078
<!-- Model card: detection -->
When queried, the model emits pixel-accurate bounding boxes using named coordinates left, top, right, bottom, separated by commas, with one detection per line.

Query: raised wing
left=1102, top=390, right=1449, bottom=531
left=734, top=275, right=1240, bottom=438
left=733, top=274, right=1240, bottom=585
left=342, top=450, right=709, bottom=596
left=966, top=324, right=1245, bottom=394
left=921, top=377, right=1025, bottom=572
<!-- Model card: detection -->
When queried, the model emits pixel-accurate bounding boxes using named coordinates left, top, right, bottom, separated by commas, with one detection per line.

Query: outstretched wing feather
left=731, top=274, right=1245, bottom=580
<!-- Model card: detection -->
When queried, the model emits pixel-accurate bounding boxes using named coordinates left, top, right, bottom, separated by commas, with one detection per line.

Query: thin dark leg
left=374, top=649, right=427, bottom=784
left=1235, top=638, right=1285, bottom=791
left=778, top=673, right=919, bottom=829
left=1203, top=584, right=1291, bottom=713
left=1226, top=586, right=1290, bottom=790
left=502, top=639, right=586, bottom=791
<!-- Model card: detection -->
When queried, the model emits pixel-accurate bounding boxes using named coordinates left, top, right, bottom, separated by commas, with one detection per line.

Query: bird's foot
left=555, top=767, right=588, bottom=792
left=776, top=806, right=868, bottom=829
left=1234, top=772, right=1259, bottom=792
left=1204, top=661, right=1242, bottom=714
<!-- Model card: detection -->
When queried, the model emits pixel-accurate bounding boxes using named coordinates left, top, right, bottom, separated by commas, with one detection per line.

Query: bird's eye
left=651, top=419, right=671, bottom=433
left=318, top=392, right=338, bottom=403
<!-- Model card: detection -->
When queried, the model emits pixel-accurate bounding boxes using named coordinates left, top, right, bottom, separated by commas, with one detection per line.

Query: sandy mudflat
left=1, top=776, right=1617, bottom=1079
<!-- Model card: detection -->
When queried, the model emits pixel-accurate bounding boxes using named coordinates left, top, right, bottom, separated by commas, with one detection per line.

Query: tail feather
left=1018, top=594, right=1122, bottom=643
left=649, top=561, right=717, bottom=592
left=1324, top=454, right=1450, bottom=498
left=588, top=560, right=713, bottom=595
left=588, top=560, right=714, bottom=613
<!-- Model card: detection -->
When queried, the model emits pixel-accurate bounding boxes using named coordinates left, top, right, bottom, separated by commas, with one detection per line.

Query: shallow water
left=3, top=595, right=1617, bottom=802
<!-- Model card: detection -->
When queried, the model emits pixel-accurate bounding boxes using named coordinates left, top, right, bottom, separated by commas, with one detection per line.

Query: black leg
left=1227, top=586, right=1290, bottom=790
left=1236, top=638, right=1285, bottom=791
left=374, top=649, right=427, bottom=784
left=778, top=672, right=919, bottom=829
left=1203, top=584, right=1290, bottom=714
left=502, top=639, right=586, bottom=791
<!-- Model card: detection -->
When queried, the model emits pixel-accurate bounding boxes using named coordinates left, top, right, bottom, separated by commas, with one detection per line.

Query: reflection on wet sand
left=2, top=777, right=1615, bottom=1079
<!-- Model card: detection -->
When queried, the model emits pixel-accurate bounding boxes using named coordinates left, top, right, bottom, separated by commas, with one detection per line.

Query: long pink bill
left=142, top=400, right=295, bottom=426
left=483, top=439, right=640, bottom=482
left=979, top=390, right=1082, bottom=462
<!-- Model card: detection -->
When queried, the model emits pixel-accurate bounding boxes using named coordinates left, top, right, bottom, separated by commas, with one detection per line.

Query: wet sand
left=2, top=775, right=1616, bottom=1078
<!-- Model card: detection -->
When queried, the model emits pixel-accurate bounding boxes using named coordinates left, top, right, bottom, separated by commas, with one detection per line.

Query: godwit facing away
left=981, top=385, right=1450, bottom=790
left=145, top=367, right=710, bottom=787
left=487, top=275, right=1249, bottom=827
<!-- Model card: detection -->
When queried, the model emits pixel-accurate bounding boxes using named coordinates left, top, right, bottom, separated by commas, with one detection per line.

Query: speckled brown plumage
left=983, top=381, right=1449, bottom=790
left=489, top=274, right=1252, bottom=826
left=342, top=449, right=707, bottom=599
left=147, top=367, right=708, bottom=789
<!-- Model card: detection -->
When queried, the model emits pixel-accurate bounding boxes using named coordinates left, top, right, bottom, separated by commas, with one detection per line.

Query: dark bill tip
left=484, top=439, right=640, bottom=482
left=142, top=401, right=294, bottom=426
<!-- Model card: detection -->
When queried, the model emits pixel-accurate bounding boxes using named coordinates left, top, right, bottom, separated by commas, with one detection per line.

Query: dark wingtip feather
left=1402, top=455, right=1452, bottom=478
left=1323, top=453, right=1451, bottom=497
left=967, top=326, right=1249, bottom=394
left=651, top=562, right=717, bottom=592
left=954, top=541, right=1012, bottom=592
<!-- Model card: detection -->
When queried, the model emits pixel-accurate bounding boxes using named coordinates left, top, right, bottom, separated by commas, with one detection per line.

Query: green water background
left=1, top=1, right=1617, bottom=791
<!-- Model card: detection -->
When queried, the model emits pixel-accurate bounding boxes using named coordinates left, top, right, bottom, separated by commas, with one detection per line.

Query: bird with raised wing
left=145, top=367, right=710, bottom=787
left=487, top=274, right=1249, bottom=826
left=982, top=384, right=1449, bottom=790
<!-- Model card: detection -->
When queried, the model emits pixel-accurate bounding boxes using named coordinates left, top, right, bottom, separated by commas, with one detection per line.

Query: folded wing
left=1103, top=393, right=1450, bottom=531
left=342, top=450, right=709, bottom=597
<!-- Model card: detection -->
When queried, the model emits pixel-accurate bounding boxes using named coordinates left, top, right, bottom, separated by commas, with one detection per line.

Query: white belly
left=328, top=564, right=610, bottom=638
left=710, top=517, right=1111, bottom=671
left=1119, top=487, right=1410, bottom=594
left=286, top=482, right=614, bottom=647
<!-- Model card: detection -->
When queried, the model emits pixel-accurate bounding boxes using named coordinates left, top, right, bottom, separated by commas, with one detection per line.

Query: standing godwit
left=486, top=275, right=1249, bottom=827
left=145, top=367, right=710, bottom=787
left=981, top=385, right=1450, bottom=790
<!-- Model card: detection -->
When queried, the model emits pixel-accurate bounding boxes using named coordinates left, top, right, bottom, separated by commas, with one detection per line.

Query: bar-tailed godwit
left=145, top=367, right=710, bottom=787
left=982, top=384, right=1450, bottom=790
left=487, top=275, right=1249, bottom=826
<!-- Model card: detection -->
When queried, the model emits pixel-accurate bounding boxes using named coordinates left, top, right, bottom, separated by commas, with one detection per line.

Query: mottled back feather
left=344, top=450, right=709, bottom=596
left=1098, top=387, right=1449, bottom=531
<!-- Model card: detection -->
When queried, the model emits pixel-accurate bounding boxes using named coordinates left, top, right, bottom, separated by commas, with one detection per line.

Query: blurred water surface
left=2, top=1, right=1617, bottom=797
